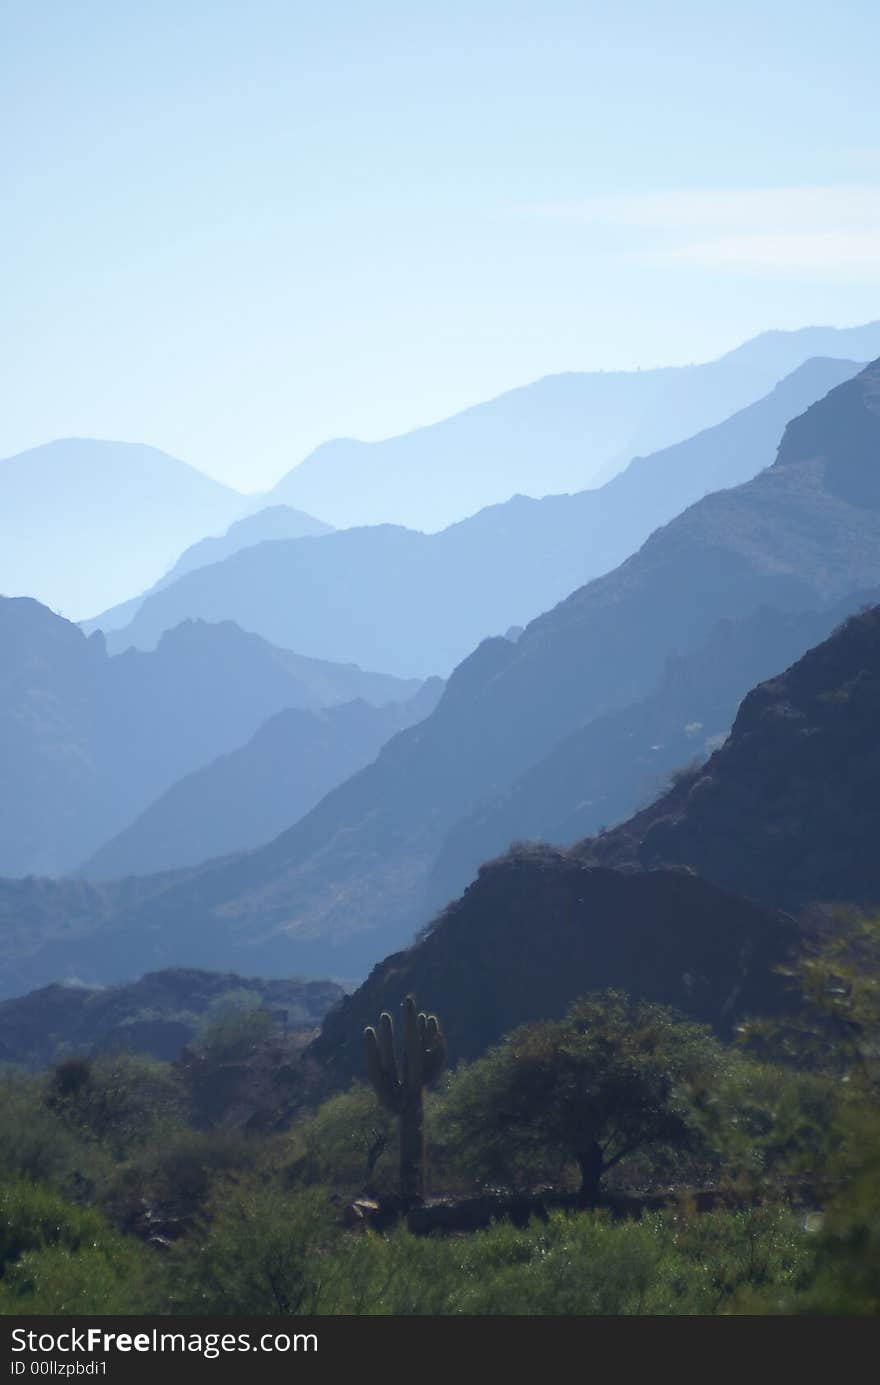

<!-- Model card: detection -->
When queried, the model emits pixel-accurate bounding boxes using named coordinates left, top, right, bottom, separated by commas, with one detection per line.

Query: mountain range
left=581, top=604, right=880, bottom=915
left=94, top=355, right=862, bottom=676
left=0, top=439, right=252, bottom=619
left=312, top=599, right=880, bottom=1084
left=268, top=321, right=880, bottom=530
left=3, top=355, right=880, bottom=993
left=81, top=678, right=444, bottom=878
left=0, top=969, right=343, bottom=1070
left=83, top=504, right=334, bottom=637
left=0, top=598, right=421, bottom=878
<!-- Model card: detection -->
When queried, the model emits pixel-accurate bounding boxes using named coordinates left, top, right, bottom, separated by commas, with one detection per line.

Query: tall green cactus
left=364, top=996, right=446, bottom=1205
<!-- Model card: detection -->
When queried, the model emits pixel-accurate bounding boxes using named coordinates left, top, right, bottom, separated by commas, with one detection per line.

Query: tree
left=442, top=991, right=724, bottom=1204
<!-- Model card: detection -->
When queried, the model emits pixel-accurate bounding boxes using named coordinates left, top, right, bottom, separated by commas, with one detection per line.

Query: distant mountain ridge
left=98, top=356, right=862, bottom=676
left=0, top=597, right=420, bottom=878
left=3, top=358, right=880, bottom=992
left=581, top=602, right=880, bottom=914
left=426, top=589, right=880, bottom=915
left=81, top=677, right=444, bottom=878
left=83, top=504, right=334, bottom=637
left=311, top=597, right=880, bottom=1086
left=0, top=969, right=343, bottom=1069
left=0, top=439, right=250, bottom=619
left=269, top=321, right=880, bottom=530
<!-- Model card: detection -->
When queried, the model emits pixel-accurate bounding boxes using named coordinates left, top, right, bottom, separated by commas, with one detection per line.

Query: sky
left=2, top=0, right=880, bottom=493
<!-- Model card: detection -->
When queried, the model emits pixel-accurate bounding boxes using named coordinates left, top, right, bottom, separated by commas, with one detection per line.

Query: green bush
left=0, top=1177, right=161, bottom=1316
left=285, top=1083, right=395, bottom=1195
left=46, top=1054, right=185, bottom=1159
left=172, top=1179, right=335, bottom=1315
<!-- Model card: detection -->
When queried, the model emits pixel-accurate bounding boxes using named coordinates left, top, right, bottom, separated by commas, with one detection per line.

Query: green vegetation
left=0, top=920, right=878, bottom=1315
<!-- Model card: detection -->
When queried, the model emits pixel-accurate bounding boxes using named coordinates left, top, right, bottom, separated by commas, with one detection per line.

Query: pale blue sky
left=3, top=0, right=880, bottom=490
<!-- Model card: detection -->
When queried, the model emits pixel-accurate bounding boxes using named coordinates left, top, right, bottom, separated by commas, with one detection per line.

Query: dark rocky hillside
left=312, top=600, right=880, bottom=1085
left=581, top=603, right=880, bottom=915
left=0, top=968, right=343, bottom=1069
left=427, top=588, right=880, bottom=913
left=309, top=857, right=795, bottom=1088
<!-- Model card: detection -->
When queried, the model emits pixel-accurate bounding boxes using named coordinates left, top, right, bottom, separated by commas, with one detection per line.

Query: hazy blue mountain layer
left=269, top=321, right=880, bottom=529
left=83, top=504, right=334, bottom=636
left=312, top=598, right=880, bottom=1085
left=100, top=356, right=860, bottom=676
left=81, top=678, right=444, bottom=878
left=3, top=359, right=880, bottom=992
left=0, top=598, right=420, bottom=878
left=0, top=439, right=250, bottom=619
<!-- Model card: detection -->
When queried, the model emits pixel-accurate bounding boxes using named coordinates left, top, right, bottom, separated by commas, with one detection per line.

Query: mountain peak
left=772, top=357, right=880, bottom=507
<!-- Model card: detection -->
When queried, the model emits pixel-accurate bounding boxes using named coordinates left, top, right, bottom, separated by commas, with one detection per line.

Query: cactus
left=364, top=996, right=446, bottom=1205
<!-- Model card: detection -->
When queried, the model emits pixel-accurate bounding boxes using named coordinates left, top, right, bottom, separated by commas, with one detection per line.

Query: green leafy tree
left=442, top=991, right=725, bottom=1204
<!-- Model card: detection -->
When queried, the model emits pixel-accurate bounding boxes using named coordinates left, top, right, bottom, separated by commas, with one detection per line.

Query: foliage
left=441, top=992, right=725, bottom=1201
left=46, top=1053, right=185, bottom=1159
left=285, top=1083, right=395, bottom=1195
left=0, top=1177, right=158, bottom=1315
left=172, top=1179, right=334, bottom=1315
left=190, top=1005, right=275, bottom=1064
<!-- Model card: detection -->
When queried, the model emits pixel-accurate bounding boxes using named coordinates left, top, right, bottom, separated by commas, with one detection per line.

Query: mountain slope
left=0, top=969, right=343, bottom=1069
left=81, top=678, right=444, bottom=878
left=83, top=504, right=334, bottom=636
left=269, top=321, right=880, bottom=530
left=0, top=598, right=420, bottom=878
left=309, top=860, right=795, bottom=1087
left=426, top=590, right=880, bottom=911
left=0, top=439, right=249, bottom=619
left=5, top=357, right=880, bottom=992
left=581, top=603, right=880, bottom=914
left=100, top=356, right=861, bottom=675
left=130, top=352, right=880, bottom=976
left=312, top=599, right=880, bottom=1085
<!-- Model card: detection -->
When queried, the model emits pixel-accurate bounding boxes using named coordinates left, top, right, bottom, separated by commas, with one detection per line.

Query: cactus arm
left=364, top=1025, right=402, bottom=1112
left=378, top=1012, right=396, bottom=1076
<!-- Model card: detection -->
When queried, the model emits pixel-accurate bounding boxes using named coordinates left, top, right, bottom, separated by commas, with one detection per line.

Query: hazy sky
left=3, top=0, right=880, bottom=492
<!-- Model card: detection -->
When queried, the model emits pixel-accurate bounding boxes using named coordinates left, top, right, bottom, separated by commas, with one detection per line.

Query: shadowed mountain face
left=0, top=968, right=344, bottom=1070
left=580, top=603, right=880, bottom=916
left=81, top=678, right=444, bottom=879
left=310, top=599, right=880, bottom=1087
left=0, top=439, right=249, bottom=619
left=99, top=356, right=861, bottom=676
left=308, top=860, right=796, bottom=1088
left=268, top=322, right=880, bottom=530
left=3, top=358, right=880, bottom=994
left=0, top=598, right=421, bottom=878
left=425, top=589, right=880, bottom=913
left=83, top=504, right=334, bottom=637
